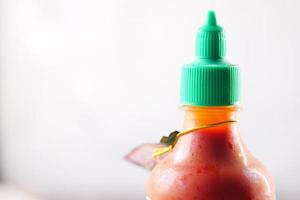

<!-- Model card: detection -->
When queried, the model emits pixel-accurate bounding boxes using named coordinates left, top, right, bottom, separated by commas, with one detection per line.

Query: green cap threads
left=180, top=11, right=240, bottom=106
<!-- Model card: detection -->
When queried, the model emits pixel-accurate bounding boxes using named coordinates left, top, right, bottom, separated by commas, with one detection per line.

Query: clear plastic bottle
left=147, top=11, right=275, bottom=200
left=147, top=106, right=275, bottom=200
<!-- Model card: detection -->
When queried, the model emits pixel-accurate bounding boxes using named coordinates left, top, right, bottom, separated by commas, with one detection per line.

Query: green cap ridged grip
left=180, top=11, right=240, bottom=106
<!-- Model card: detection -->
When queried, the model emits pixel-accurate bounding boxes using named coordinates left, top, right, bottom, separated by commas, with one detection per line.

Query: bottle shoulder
left=147, top=129, right=276, bottom=200
left=148, top=153, right=275, bottom=200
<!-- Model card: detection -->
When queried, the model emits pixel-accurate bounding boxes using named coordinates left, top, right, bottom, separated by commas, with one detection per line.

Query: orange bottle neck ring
left=181, top=105, right=240, bottom=130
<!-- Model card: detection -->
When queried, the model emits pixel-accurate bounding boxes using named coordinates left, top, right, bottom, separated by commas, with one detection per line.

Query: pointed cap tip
left=206, top=11, right=217, bottom=26
left=196, top=10, right=226, bottom=59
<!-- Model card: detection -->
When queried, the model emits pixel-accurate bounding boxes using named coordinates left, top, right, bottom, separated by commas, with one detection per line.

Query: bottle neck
left=174, top=105, right=246, bottom=165
left=181, top=105, right=239, bottom=129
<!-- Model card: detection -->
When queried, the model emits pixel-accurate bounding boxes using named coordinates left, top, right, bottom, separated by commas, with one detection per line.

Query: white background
left=0, top=0, right=299, bottom=199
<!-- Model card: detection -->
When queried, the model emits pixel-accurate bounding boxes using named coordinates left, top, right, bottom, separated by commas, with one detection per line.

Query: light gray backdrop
left=0, top=0, right=299, bottom=199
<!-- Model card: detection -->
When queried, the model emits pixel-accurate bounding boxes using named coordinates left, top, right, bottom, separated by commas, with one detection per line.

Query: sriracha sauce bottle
left=147, top=11, right=275, bottom=200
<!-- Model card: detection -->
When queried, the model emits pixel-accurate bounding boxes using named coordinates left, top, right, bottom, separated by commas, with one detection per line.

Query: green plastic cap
left=180, top=11, right=240, bottom=106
